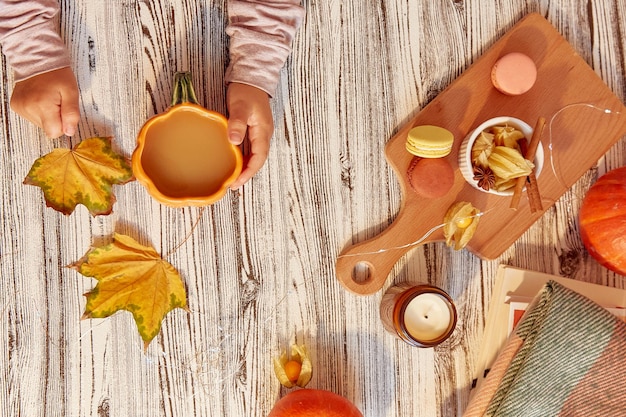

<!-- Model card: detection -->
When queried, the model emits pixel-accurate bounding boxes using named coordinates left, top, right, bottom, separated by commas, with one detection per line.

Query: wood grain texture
left=1, top=1, right=625, bottom=416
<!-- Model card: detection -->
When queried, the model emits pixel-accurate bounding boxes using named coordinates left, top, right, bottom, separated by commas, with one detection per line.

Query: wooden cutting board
left=335, top=13, right=626, bottom=295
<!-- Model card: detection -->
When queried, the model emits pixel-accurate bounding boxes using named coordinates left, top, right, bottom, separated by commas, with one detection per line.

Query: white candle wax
left=403, top=293, right=452, bottom=341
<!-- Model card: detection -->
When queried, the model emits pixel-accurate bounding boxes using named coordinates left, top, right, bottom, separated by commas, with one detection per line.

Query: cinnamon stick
left=510, top=117, right=546, bottom=210
left=526, top=171, right=543, bottom=212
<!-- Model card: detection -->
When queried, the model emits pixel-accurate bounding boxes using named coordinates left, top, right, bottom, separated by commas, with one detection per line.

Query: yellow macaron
left=405, top=125, right=454, bottom=158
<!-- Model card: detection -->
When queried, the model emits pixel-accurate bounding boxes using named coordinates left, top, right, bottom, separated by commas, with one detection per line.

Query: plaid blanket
left=464, top=280, right=626, bottom=417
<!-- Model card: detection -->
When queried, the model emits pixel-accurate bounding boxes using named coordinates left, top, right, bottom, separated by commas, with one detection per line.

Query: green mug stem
left=172, top=72, right=199, bottom=106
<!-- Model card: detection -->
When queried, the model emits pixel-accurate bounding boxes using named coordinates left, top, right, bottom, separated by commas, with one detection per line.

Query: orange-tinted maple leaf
left=70, top=233, right=188, bottom=349
left=24, top=137, right=133, bottom=216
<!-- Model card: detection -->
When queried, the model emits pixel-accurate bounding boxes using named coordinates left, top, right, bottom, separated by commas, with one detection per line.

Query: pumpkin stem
left=172, top=72, right=199, bottom=106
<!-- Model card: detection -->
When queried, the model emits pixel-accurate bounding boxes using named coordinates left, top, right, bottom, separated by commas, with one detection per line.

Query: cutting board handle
left=335, top=210, right=441, bottom=295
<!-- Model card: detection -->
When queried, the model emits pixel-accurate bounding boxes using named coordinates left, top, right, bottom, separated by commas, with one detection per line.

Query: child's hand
left=226, top=82, right=274, bottom=189
left=10, top=67, right=80, bottom=138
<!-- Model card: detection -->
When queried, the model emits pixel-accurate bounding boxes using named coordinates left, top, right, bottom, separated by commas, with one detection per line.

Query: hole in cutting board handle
left=337, top=252, right=398, bottom=295
left=352, top=261, right=373, bottom=284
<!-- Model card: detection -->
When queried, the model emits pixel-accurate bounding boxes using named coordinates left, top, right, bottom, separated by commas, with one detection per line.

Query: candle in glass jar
left=403, top=293, right=452, bottom=341
left=380, top=283, right=457, bottom=347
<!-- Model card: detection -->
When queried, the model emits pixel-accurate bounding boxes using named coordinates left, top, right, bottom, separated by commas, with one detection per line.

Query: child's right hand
left=226, top=82, right=274, bottom=189
left=10, top=67, right=80, bottom=138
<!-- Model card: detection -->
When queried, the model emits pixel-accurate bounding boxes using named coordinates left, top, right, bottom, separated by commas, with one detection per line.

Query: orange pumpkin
left=579, top=166, right=626, bottom=275
left=268, top=389, right=363, bottom=417
left=132, top=72, right=242, bottom=207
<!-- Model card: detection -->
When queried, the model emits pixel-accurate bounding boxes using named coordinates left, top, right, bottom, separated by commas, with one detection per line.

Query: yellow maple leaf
left=70, top=233, right=188, bottom=349
left=24, top=137, right=134, bottom=216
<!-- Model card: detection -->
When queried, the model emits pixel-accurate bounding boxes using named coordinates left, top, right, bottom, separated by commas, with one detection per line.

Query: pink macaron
left=491, top=52, right=537, bottom=96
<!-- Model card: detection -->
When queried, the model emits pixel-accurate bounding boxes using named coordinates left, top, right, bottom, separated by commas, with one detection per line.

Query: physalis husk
left=488, top=146, right=534, bottom=183
left=443, top=202, right=481, bottom=250
left=471, top=131, right=495, bottom=168
left=272, top=344, right=312, bottom=388
left=492, top=125, right=525, bottom=148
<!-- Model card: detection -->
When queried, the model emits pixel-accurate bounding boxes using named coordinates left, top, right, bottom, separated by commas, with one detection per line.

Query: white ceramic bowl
left=458, top=116, right=544, bottom=196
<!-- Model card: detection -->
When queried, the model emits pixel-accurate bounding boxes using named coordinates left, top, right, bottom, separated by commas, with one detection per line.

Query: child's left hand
left=226, top=82, right=274, bottom=189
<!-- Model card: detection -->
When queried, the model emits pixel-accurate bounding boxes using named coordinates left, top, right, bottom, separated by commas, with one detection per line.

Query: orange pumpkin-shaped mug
left=132, top=72, right=243, bottom=207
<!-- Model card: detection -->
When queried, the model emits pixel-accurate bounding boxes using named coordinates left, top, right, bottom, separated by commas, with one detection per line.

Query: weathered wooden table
left=1, top=1, right=625, bottom=416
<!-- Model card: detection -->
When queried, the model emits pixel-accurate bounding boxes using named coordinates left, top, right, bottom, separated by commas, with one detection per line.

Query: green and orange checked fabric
left=465, top=280, right=626, bottom=417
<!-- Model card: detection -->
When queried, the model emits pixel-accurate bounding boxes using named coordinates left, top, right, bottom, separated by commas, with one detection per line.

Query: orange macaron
left=491, top=52, right=537, bottom=96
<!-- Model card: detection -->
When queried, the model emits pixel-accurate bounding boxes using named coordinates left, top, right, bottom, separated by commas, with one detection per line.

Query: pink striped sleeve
left=0, top=0, right=71, bottom=81
left=225, top=0, right=305, bottom=97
